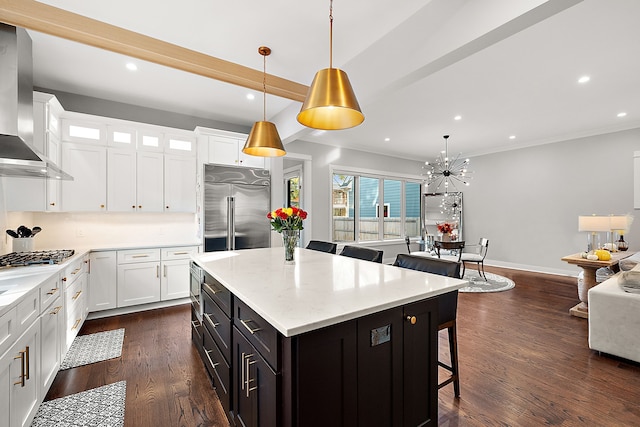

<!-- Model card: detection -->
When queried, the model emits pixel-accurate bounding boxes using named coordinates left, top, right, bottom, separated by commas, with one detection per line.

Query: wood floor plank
left=44, top=267, right=640, bottom=426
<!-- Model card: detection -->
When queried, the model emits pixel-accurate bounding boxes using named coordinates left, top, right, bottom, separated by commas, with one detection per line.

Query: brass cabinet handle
left=240, top=318, right=262, bottom=335
left=173, top=251, right=189, bottom=255
left=13, top=350, right=26, bottom=387
left=72, top=290, right=82, bottom=301
left=49, top=202, right=56, bottom=206
left=156, top=265, right=160, bottom=278
left=50, top=306, right=62, bottom=315
left=164, top=264, right=167, bottom=277
left=132, top=254, right=149, bottom=258
left=72, top=318, right=82, bottom=330
left=100, top=204, right=105, bottom=208
left=406, top=315, right=417, bottom=325
left=46, top=287, right=59, bottom=295
left=62, top=277, right=67, bottom=282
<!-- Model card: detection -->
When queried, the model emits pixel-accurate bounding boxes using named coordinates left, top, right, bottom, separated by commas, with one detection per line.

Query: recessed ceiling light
left=246, top=93, right=255, bottom=100
left=578, top=75, right=590, bottom=84
left=509, top=135, right=516, bottom=140
left=454, top=115, right=462, bottom=121
left=384, top=137, right=390, bottom=142
left=126, top=62, right=138, bottom=71
left=617, top=112, right=627, bottom=118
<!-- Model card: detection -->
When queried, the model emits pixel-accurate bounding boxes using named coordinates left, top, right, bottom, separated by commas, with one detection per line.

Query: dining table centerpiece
left=437, top=221, right=456, bottom=242
left=268, top=207, right=308, bottom=262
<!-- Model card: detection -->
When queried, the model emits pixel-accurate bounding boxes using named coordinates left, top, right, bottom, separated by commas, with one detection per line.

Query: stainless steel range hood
left=0, top=24, right=72, bottom=180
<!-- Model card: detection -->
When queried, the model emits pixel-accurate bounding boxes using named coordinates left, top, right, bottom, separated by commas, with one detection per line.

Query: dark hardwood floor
left=45, top=266, right=640, bottom=426
left=45, top=305, right=228, bottom=427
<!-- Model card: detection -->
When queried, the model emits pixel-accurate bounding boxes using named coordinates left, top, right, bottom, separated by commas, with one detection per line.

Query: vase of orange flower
left=267, top=207, right=308, bottom=262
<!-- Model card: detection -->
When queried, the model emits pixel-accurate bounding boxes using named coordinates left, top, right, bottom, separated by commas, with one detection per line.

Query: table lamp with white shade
left=578, top=215, right=610, bottom=252
left=608, top=214, right=633, bottom=251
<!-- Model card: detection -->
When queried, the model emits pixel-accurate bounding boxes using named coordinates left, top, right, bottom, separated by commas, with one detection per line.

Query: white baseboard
left=86, top=298, right=190, bottom=320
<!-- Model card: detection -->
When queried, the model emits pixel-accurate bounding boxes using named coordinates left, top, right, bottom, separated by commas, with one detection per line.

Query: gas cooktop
left=0, top=250, right=75, bottom=267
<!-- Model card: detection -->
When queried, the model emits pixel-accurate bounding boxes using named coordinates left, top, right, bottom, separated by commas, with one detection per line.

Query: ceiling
left=13, top=0, right=640, bottom=161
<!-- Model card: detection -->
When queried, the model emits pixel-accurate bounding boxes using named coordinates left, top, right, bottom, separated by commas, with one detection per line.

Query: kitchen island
left=192, top=247, right=467, bottom=427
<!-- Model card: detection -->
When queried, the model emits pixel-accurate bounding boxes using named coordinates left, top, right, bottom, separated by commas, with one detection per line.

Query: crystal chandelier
left=424, top=135, right=472, bottom=192
left=438, top=192, right=462, bottom=221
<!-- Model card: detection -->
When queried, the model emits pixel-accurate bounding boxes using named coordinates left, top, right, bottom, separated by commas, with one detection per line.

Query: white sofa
left=588, top=257, right=640, bottom=363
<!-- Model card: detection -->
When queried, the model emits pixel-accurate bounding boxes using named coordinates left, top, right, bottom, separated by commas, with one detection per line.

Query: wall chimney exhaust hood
left=0, top=23, right=72, bottom=180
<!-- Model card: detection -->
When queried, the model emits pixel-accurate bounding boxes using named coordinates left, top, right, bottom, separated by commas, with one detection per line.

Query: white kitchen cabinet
left=62, top=256, right=89, bottom=352
left=88, top=251, right=117, bottom=312
left=40, top=295, right=63, bottom=397
left=4, top=93, right=63, bottom=212
left=136, top=151, right=164, bottom=212
left=61, top=142, right=107, bottom=211
left=107, top=149, right=164, bottom=212
left=208, top=134, right=265, bottom=169
left=7, top=320, right=40, bottom=427
left=164, top=154, right=196, bottom=212
left=107, top=148, right=137, bottom=212
left=117, top=248, right=161, bottom=308
left=160, top=246, right=198, bottom=301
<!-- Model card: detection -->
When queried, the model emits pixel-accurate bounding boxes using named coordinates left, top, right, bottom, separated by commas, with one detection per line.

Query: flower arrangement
left=437, top=222, right=456, bottom=235
left=267, top=207, right=308, bottom=233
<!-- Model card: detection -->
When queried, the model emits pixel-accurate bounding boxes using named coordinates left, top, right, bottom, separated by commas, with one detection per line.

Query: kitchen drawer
left=16, top=288, right=39, bottom=338
left=191, top=305, right=204, bottom=355
left=62, top=256, right=87, bottom=287
left=234, top=297, right=281, bottom=371
left=117, top=248, right=161, bottom=264
left=65, top=272, right=84, bottom=315
left=39, top=273, right=61, bottom=313
left=203, top=289, right=231, bottom=363
left=203, top=326, right=231, bottom=415
left=161, top=246, right=198, bottom=260
left=0, top=307, right=16, bottom=357
left=203, top=272, right=232, bottom=318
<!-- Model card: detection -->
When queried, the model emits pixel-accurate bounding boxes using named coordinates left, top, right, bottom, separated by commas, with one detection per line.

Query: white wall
left=288, top=127, right=640, bottom=275
left=464, top=127, right=640, bottom=275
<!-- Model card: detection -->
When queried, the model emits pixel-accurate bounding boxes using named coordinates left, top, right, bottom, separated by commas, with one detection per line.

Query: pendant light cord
left=329, top=0, right=333, bottom=69
left=262, top=52, right=267, bottom=121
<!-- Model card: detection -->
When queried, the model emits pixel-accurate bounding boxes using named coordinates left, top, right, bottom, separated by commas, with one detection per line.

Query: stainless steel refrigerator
left=203, top=164, right=271, bottom=252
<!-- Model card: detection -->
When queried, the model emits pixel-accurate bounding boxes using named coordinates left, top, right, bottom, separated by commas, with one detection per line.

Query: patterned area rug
left=60, top=328, right=125, bottom=370
left=31, top=381, right=126, bottom=427
left=459, top=270, right=515, bottom=293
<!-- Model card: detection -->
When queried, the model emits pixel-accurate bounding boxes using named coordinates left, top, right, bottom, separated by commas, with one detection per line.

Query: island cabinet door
left=356, top=307, right=404, bottom=427
left=233, top=327, right=279, bottom=427
left=403, top=298, right=438, bottom=427
left=288, top=319, right=358, bottom=427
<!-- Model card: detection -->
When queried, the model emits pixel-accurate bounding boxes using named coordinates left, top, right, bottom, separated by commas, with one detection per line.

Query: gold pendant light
left=297, top=0, right=364, bottom=130
left=242, top=46, right=286, bottom=157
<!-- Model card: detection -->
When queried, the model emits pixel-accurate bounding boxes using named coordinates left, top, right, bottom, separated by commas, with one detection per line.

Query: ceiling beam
left=0, top=0, right=308, bottom=102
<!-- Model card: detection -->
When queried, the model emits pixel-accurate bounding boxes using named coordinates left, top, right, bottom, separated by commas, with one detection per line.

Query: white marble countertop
left=192, top=247, right=468, bottom=337
left=0, top=242, right=201, bottom=317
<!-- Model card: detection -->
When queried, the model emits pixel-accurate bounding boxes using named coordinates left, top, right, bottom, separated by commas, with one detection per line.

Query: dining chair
left=306, top=240, right=338, bottom=254
left=393, top=253, right=462, bottom=397
left=339, top=245, right=384, bottom=263
left=460, top=238, right=489, bottom=280
left=434, top=240, right=465, bottom=264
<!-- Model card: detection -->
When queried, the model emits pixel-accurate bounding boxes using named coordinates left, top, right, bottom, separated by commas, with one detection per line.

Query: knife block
left=12, top=238, right=34, bottom=252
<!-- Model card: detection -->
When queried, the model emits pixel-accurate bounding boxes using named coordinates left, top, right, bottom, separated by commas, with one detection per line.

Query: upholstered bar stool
left=393, top=254, right=461, bottom=397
